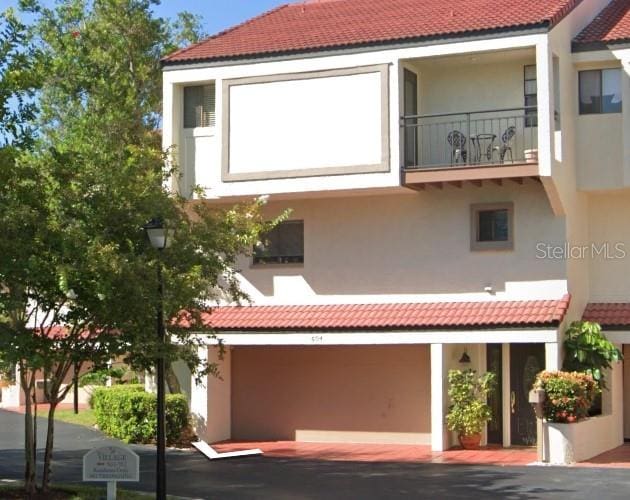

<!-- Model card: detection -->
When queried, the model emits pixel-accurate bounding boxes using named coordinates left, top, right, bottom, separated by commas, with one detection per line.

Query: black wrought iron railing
left=401, top=107, right=538, bottom=169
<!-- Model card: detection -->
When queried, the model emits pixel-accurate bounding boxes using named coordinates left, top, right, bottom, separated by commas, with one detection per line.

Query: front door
left=510, top=344, right=545, bottom=446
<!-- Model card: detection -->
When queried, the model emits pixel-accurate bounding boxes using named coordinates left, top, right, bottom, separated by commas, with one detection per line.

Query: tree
left=0, top=6, right=43, bottom=494
left=0, top=0, right=280, bottom=494
left=563, top=321, right=623, bottom=389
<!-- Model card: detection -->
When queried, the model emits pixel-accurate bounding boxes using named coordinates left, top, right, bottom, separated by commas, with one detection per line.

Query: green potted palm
left=446, top=369, right=496, bottom=449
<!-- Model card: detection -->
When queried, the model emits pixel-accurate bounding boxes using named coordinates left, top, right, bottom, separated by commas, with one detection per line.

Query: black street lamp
left=144, top=218, right=171, bottom=500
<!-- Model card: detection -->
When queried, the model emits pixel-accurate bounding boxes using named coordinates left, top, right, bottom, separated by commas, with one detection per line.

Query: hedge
left=534, top=371, right=599, bottom=423
left=92, top=385, right=189, bottom=444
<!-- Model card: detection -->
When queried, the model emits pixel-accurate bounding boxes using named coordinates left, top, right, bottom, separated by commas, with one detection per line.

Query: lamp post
left=144, top=219, right=170, bottom=500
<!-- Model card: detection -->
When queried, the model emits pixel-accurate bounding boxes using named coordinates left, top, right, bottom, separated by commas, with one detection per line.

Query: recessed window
left=184, top=83, right=216, bottom=128
left=471, top=203, right=514, bottom=251
left=524, top=65, right=537, bottom=128
left=253, top=221, right=304, bottom=265
left=579, top=69, right=622, bottom=115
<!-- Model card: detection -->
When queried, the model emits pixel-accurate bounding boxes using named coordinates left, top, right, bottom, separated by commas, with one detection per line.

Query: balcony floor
left=402, top=162, right=540, bottom=190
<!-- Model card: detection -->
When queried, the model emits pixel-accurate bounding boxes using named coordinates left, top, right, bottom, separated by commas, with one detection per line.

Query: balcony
left=401, top=107, right=540, bottom=189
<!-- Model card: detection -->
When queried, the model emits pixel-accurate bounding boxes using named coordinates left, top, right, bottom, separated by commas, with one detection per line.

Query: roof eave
left=572, top=39, right=630, bottom=52
left=161, top=22, right=550, bottom=69
left=207, top=322, right=562, bottom=334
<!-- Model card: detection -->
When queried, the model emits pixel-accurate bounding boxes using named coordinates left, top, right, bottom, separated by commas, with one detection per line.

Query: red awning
left=196, top=295, right=571, bottom=332
left=583, top=302, right=630, bottom=328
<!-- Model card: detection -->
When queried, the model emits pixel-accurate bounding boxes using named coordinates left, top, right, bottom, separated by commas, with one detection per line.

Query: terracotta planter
left=458, top=433, right=482, bottom=450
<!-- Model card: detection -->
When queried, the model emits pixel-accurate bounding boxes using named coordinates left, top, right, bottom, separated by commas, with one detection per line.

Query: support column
left=536, top=38, right=554, bottom=178
left=430, top=343, right=447, bottom=452
left=545, top=342, right=561, bottom=371
left=189, top=345, right=209, bottom=441
left=501, top=344, right=511, bottom=447
left=205, top=346, right=232, bottom=443
left=607, top=344, right=624, bottom=446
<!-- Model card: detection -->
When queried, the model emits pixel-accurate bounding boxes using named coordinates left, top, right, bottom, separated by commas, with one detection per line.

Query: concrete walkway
left=577, top=444, right=630, bottom=468
left=213, top=441, right=537, bottom=466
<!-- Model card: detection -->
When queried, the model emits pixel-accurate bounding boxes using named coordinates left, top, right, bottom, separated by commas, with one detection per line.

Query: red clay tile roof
left=195, top=295, right=571, bottom=331
left=35, top=326, right=96, bottom=340
left=164, top=0, right=582, bottom=64
left=574, top=0, right=630, bottom=46
left=583, top=302, right=630, bottom=327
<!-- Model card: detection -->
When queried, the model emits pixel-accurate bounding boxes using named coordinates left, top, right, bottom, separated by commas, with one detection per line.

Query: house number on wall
left=311, top=336, right=324, bottom=343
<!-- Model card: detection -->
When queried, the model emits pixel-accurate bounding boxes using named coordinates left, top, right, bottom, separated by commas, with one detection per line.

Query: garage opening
left=231, top=345, right=431, bottom=445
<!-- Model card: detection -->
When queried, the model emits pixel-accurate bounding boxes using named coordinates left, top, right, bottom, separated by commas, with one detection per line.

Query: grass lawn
left=0, top=482, right=152, bottom=499
left=52, top=408, right=97, bottom=428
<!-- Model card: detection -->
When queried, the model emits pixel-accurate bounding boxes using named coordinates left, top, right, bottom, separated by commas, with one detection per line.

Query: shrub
left=165, top=394, right=189, bottom=444
left=80, top=367, right=126, bottom=388
left=563, top=321, right=622, bottom=389
left=535, top=371, right=598, bottom=423
left=446, top=369, right=496, bottom=436
left=89, top=383, right=144, bottom=409
left=92, top=385, right=189, bottom=444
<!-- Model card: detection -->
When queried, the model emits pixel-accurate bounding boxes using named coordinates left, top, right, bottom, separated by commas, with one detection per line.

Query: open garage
left=230, top=345, right=431, bottom=445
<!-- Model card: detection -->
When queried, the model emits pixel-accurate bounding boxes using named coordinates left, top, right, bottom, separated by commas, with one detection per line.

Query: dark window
left=403, top=69, right=418, bottom=167
left=471, top=203, right=514, bottom=251
left=253, top=221, right=304, bottom=265
left=184, top=84, right=216, bottom=128
left=477, top=210, right=509, bottom=242
left=579, top=69, right=622, bottom=115
left=524, top=65, right=537, bottom=127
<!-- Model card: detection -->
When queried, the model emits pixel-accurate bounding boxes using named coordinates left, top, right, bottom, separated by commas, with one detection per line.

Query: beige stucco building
left=161, top=0, right=630, bottom=463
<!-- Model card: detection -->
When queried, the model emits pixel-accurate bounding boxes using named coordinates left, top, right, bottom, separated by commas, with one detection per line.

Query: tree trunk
left=73, top=362, right=79, bottom=414
left=165, top=362, right=182, bottom=394
left=41, top=400, right=58, bottom=491
left=41, top=361, right=74, bottom=491
left=21, top=366, right=37, bottom=496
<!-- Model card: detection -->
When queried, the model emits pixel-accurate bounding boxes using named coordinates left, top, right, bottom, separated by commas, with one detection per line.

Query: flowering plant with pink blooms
left=534, top=371, right=598, bottom=423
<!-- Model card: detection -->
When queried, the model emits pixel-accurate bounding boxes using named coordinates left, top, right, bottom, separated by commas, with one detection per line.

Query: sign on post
left=83, top=445, right=140, bottom=500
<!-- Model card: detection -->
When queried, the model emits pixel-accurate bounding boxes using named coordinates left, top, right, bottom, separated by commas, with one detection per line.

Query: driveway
left=1, top=409, right=630, bottom=499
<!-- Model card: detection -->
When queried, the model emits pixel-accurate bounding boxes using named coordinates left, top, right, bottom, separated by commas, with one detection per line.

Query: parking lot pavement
left=2, top=409, right=630, bottom=500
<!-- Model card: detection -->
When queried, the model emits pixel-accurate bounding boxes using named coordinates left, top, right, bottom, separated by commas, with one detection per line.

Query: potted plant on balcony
left=446, top=369, right=496, bottom=449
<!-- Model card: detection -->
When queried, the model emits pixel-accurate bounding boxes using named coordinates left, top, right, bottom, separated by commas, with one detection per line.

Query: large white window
left=223, top=65, right=389, bottom=181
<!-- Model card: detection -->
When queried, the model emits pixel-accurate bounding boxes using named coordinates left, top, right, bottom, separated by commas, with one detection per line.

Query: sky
left=153, top=0, right=287, bottom=36
left=0, top=0, right=289, bottom=37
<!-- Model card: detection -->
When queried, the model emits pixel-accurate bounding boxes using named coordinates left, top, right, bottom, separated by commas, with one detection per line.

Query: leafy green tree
left=0, top=6, right=44, bottom=494
left=563, top=321, right=623, bottom=389
left=0, top=0, right=279, bottom=494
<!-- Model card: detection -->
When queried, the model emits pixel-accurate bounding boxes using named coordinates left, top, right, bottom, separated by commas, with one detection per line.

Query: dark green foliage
left=92, top=385, right=189, bottom=444
left=0, top=0, right=278, bottom=491
left=79, top=367, right=125, bottom=387
left=165, top=393, right=190, bottom=444
left=563, top=321, right=622, bottom=389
